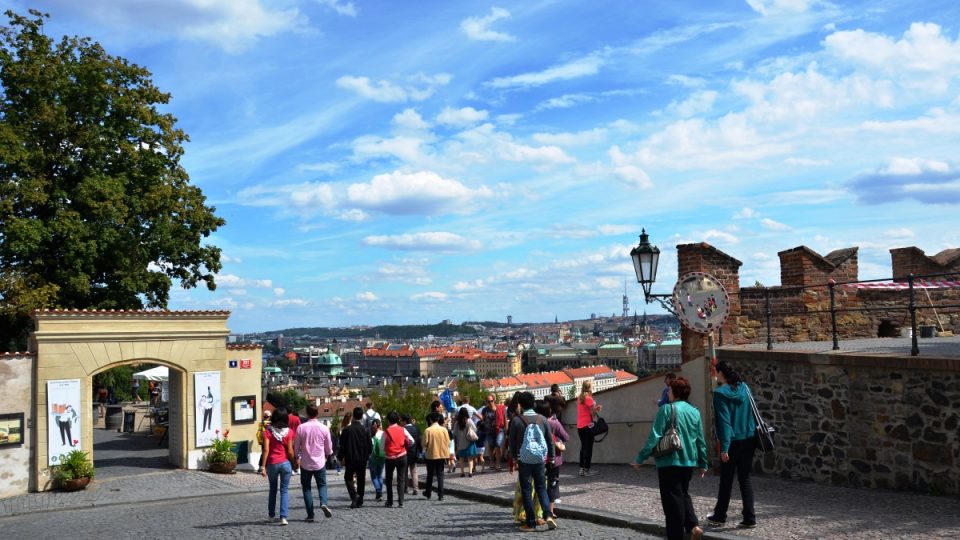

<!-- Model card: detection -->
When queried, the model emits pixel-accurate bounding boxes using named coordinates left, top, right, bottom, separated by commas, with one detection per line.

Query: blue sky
left=10, top=0, right=960, bottom=332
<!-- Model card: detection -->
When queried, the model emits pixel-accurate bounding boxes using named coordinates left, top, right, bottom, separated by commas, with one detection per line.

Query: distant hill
left=276, top=322, right=479, bottom=340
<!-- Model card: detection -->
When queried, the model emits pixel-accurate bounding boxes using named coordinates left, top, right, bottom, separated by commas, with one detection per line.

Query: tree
left=0, top=10, right=224, bottom=350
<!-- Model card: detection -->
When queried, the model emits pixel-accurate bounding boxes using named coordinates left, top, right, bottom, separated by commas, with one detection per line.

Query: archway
left=30, top=310, right=262, bottom=491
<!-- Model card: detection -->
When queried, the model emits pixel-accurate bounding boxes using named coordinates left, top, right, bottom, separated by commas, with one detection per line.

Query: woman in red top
left=383, top=411, right=413, bottom=507
left=576, top=380, right=602, bottom=477
left=260, top=408, right=295, bottom=525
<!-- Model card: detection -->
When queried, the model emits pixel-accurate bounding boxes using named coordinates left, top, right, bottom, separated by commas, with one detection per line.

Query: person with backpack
left=538, top=400, right=569, bottom=516
left=368, top=419, right=386, bottom=502
left=632, top=376, right=707, bottom=540
left=508, top=391, right=557, bottom=532
left=401, top=413, right=421, bottom=496
left=363, top=402, right=381, bottom=434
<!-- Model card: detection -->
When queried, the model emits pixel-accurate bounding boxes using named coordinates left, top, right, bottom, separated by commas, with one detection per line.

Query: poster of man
left=194, top=371, right=222, bottom=448
left=47, top=379, right=82, bottom=465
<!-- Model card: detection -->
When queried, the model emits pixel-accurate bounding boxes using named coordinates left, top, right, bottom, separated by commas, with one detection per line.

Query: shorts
left=485, top=430, right=503, bottom=453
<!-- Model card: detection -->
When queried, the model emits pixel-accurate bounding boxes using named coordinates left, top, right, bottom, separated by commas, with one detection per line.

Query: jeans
left=577, top=427, right=594, bottom=469
left=385, top=455, right=407, bottom=505
left=713, top=438, right=756, bottom=523
left=424, top=458, right=445, bottom=498
left=300, top=467, right=327, bottom=518
left=518, top=461, right=550, bottom=527
left=345, top=463, right=366, bottom=505
left=369, top=461, right=384, bottom=496
left=266, top=460, right=292, bottom=519
left=658, top=466, right=698, bottom=540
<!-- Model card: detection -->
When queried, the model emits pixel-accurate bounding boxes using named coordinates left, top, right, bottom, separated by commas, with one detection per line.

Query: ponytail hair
left=716, top=361, right=742, bottom=387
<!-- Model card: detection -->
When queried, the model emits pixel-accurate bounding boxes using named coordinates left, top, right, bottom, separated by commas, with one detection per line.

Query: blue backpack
left=518, top=415, right=548, bottom=464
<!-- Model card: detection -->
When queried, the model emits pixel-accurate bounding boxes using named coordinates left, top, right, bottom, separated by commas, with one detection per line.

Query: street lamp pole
left=630, top=229, right=678, bottom=317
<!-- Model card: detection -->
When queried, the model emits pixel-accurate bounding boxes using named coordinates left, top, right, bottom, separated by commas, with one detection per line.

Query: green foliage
left=454, top=381, right=490, bottom=411
left=53, top=449, right=95, bottom=483
left=93, top=363, right=152, bottom=402
left=205, top=429, right=236, bottom=464
left=367, top=383, right=435, bottom=433
left=278, top=389, right=308, bottom=415
left=0, top=10, right=224, bottom=350
left=279, top=322, right=479, bottom=340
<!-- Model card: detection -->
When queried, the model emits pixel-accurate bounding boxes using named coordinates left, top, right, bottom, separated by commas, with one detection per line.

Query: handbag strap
left=669, top=403, right=676, bottom=429
left=746, top=386, right=764, bottom=426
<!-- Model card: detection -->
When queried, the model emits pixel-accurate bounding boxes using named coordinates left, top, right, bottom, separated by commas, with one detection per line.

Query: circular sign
left=671, top=272, right=731, bottom=334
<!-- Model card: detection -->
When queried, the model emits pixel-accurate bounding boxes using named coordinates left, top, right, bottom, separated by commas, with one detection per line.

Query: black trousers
left=424, top=458, right=445, bottom=498
left=385, top=455, right=407, bottom=505
left=58, top=420, right=73, bottom=446
left=546, top=463, right=560, bottom=503
left=577, top=427, right=594, bottom=469
left=344, top=463, right=366, bottom=505
left=713, top=438, right=756, bottom=523
left=657, top=466, right=698, bottom=540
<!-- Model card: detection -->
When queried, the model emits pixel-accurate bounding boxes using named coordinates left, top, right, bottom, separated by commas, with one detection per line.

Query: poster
left=47, top=379, right=82, bottom=466
left=194, top=371, right=222, bottom=448
left=0, top=413, right=24, bottom=447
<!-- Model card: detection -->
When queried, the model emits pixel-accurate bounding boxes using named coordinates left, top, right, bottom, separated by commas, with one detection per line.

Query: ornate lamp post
left=630, top=229, right=677, bottom=317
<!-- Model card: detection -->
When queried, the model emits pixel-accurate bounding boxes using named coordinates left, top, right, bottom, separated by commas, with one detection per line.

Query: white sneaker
left=554, top=498, right=562, bottom=504
left=279, top=518, right=288, bottom=526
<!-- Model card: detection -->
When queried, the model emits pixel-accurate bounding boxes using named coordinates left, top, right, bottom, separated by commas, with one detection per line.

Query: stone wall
left=0, top=353, right=34, bottom=497
left=720, top=349, right=960, bottom=495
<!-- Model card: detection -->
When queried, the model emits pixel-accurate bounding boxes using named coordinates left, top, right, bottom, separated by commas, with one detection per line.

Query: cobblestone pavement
left=442, top=463, right=960, bottom=539
left=0, top=486, right=655, bottom=539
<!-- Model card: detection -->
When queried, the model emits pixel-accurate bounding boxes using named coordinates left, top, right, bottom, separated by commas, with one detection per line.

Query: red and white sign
left=239, top=358, right=252, bottom=369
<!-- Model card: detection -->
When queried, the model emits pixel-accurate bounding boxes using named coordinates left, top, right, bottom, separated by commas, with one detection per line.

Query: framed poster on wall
left=194, top=371, right=222, bottom=448
left=231, top=396, right=257, bottom=424
left=0, top=412, right=24, bottom=447
left=47, top=379, right=81, bottom=465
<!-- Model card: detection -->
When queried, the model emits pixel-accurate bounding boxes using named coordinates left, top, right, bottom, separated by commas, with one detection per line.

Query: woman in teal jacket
left=707, top=361, right=757, bottom=529
left=633, top=376, right=707, bottom=540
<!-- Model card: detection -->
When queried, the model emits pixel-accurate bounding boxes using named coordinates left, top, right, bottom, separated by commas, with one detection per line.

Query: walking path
left=4, top=461, right=958, bottom=539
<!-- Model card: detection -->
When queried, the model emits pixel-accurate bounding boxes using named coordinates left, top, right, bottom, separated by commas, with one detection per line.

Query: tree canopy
left=0, top=10, right=224, bottom=351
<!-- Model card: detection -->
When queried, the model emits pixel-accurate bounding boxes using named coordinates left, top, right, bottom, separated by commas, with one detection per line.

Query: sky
left=7, top=0, right=960, bottom=333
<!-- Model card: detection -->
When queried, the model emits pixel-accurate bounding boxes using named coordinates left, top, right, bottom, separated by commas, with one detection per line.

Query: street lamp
left=630, top=229, right=677, bottom=316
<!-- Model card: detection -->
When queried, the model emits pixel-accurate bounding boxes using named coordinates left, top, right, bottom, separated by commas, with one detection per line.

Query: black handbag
left=590, top=416, right=609, bottom=442
left=652, top=404, right=682, bottom=458
left=747, top=390, right=776, bottom=452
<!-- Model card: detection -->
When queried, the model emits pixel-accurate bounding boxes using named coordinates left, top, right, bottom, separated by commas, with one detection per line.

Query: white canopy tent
left=133, top=366, right=169, bottom=402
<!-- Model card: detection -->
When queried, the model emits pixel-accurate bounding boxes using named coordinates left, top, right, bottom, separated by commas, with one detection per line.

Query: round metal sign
left=671, top=272, right=730, bottom=334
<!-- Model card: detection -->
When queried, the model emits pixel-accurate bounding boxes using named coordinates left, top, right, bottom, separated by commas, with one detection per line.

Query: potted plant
left=52, top=449, right=95, bottom=491
left=206, top=429, right=237, bottom=474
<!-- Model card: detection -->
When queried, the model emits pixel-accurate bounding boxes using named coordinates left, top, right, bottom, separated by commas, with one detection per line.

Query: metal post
left=909, top=273, right=919, bottom=356
left=765, top=287, right=773, bottom=351
left=829, top=280, right=839, bottom=350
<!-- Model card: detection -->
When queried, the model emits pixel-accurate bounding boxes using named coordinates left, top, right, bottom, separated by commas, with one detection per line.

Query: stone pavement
left=441, top=463, right=960, bottom=539
left=728, top=335, right=960, bottom=358
left=0, top=471, right=655, bottom=539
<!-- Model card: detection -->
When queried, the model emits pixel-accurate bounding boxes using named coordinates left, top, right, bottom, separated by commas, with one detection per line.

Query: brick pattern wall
left=723, top=350, right=960, bottom=495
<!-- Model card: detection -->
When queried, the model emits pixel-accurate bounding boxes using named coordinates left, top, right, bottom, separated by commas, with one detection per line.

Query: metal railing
left=731, top=271, right=960, bottom=356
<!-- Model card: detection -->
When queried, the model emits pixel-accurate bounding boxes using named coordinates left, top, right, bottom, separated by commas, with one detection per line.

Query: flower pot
left=209, top=460, right=237, bottom=474
left=60, top=477, right=91, bottom=491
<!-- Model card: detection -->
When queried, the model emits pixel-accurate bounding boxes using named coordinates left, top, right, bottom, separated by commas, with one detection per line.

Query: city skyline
left=16, top=0, right=960, bottom=333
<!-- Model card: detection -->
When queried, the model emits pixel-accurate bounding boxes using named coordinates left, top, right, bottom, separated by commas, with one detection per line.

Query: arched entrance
left=30, top=310, right=262, bottom=491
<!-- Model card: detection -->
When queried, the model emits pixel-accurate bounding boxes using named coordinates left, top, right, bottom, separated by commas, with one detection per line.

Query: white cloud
left=703, top=230, right=740, bottom=244
left=272, top=298, right=309, bottom=307
left=217, top=273, right=273, bottom=288
left=316, top=0, right=358, bottom=16
left=664, top=90, right=718, bottom=118
left=485, top=55, right=603, bottom=89
left=220, top=254, right=243, bottom=264
left=363, top=232, right=483, bottom=251
left=356, top=291, right=379, bottom=301
left=296, top=162, right=339, bottom=174
left=848, top=158, right=960, bottom=205
left=347, top=171, right=493, bottom=215
left=784, top=157, right=830, bottom=166
left=532, top=128, right=607, bottom=147
left=597, top=224, right=635, bottom=236
left=436, top=106, right=489, bottom=127
left=236, top=182, right=336, bottom=216
left=453, top=279, right=485, bottom=291
left=336, top=73, right=451, bottom=102
left=273, top=287, right=285, bottom=297
left=885, top=228, right=915, bottom=240
left=392, top=108, right=431, bottom=131
left=460, top=7, right=515, bottom=42
left=455, top=124, right=575, bottom=165
left=761, top=218, right=791, bottom=231
left=410, top=291, right=449, bottom=301
left=351, top=135, right=429, bottom=164
left=609, top=146, right=653, bottom=188
left=378, top=263, right=432, bottom=285
left=746, top=0, right=820, bottom=16
left=734, top=207, right=756, bottom=219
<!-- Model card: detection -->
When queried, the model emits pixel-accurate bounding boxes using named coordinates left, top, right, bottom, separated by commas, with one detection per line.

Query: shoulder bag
left=652, top=404, right=682, bottom=458
left=747, top=389, right=776, bottom=452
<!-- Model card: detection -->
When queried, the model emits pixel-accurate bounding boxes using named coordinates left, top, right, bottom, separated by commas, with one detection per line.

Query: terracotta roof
left=226, top=344, right=262, bottom=351
left=562, top=365, right=613, bottom=378
left=614, top=370, right=638, bottom=381
left=0, top=351, right=35, bottom=357
left=33, top=308, right=231, bottom=316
